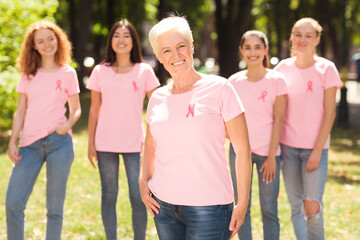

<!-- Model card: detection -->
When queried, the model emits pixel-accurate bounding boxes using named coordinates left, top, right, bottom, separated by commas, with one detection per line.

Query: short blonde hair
left=148, top=15, right=193, bottom=55
left=292, top=17, right=323, bottom=37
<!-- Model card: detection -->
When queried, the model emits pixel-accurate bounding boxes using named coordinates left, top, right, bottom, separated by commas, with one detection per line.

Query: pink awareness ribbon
left=132, top=81, right=139, bottom=92
left=186, top=103, right=195, bottom=118
left=307, top=81, right=313, bottom=92
left=55, top=80, right=62, bottom=91
left=258, top=91, right=268, bottom=102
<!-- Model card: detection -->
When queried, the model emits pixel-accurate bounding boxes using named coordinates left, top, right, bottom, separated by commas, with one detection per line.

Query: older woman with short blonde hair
left=139, top=15, right=251, bottom=240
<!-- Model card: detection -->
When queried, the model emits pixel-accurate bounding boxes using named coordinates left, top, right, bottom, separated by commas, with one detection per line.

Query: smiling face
left=240, top=35, right=268, bottom=67
left=111, top=26, right=133, bottom=54
left=33, top=28, right=58, bottom=57
left=291, top=22, right=320, bottom=55
left=156, top=30, right=194, bottom=76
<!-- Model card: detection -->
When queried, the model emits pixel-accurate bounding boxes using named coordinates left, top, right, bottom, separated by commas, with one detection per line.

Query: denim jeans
left=97, top=151, right=147, bottom=240
left=6, top=132, right=74, bottom=240
left=280, top=144, right=328, bottom=240
left=152, top=195, right=232, bottom=240
left=229, top=144, right=280, bottom=240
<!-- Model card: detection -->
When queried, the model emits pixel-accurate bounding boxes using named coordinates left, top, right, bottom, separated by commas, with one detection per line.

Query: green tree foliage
left=0, top=0, right=58, bottom=132
left=251, top=0, right=360, bottom=68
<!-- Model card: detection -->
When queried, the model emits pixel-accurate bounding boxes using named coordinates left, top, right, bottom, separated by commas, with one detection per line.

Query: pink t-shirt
left=17, top=65, right=80, bottom=147
left=229, top=69, right=288, bottom=156
left=274, top=57, right=342, bottom=149
left=146, top=75, right=245, bottom=206
left=87, top=63, right=160, bottom=152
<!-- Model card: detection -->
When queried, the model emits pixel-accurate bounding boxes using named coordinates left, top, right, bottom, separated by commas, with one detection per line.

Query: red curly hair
left=17, top=20, right=72, bottom=78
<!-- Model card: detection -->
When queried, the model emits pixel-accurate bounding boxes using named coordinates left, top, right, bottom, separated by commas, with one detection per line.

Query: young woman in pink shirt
left=228, top=30, right=288, bottom=240
left=139, top=15, right=251, bottom=240
left=6, top=20, right=81, bottom=240
left=87, top=19, right=160, bottom=240
left=274, top=18, right=342, bottom=240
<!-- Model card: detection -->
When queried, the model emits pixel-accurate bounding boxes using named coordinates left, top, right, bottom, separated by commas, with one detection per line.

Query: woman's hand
left=306, top=149, right=322, bottom=172
left=139, top=178, right=160, bottom=217
left=55, top=122, right=70, bottom=135
left=228, top=204, right=246, bottom=239
left=260, top=156, right=276, bottom=183
left=8, top=141, right=22, bottom=163
left=87, top=143, right=98, bottom=169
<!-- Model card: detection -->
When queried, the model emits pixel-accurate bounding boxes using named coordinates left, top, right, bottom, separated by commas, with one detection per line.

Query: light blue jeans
left=229, top=144, right=280, bottom=240
left=280, top=144, right=328, bottom=240
left=152, top=194, right=233, bottom=240
left=6, top=132, right=74, bottom=240
left=97, top=151, right=147, bottom=240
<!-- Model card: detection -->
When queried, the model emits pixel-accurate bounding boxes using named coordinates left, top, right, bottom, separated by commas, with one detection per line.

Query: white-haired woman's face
left=156, top=30, right=194, bottom=76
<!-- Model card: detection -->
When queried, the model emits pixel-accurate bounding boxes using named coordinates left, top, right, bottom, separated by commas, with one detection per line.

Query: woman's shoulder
left=228, top=70, right=246, bottom=81
left=60, top=64, right=76, bottom=73
left=266, top=69, right=286, bottom=80
left=314, top=56, right=337, bottom=68
left=276, top=57, right=296, bottom=67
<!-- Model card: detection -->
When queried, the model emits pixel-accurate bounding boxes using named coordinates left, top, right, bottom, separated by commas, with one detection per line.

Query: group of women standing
left=5, top=13, right=341, bottom=240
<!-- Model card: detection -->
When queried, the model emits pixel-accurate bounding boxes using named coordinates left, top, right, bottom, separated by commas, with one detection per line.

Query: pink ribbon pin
left=307, top=81, right=313, bottom=92
left=55, top=80, right=62, bottom=91
left=186, top=103, right=195, bottom=118
left=258, top=91, right=268, bottom=102
left=132, top=81, right=139, bottom=92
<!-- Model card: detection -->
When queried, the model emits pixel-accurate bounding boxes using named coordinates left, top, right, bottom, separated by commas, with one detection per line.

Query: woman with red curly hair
left=6, top=20, right=81, bottom=240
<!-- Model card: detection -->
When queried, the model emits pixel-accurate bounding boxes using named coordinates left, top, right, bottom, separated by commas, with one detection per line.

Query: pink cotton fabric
left=229, top=69, right=288, bottom=156
left=146, top=75, right=245, bottom=206
left=16, top=65, right=80, bottom=147
left=274, top=57, right=342, bottom=149
left=86, top=63, right=160, bottom=152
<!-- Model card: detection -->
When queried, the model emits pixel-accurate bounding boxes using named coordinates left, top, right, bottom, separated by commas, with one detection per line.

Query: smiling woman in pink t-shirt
left=274, top=18, right=342, bottom=240
left=87, top=19, right=160, bottom=240
left=139, top=15, right=251, bottom=240
left=6, top=20, right=81, bottom=240
left=228, top=30, right=288, bottom=240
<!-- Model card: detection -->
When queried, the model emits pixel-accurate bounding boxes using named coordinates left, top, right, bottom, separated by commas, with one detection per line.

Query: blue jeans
left=229, top=144, right=280, bottom=240
left=97, top=151, right=147, bottom=240
left=6, top=132, right=74, bottom=240
left=280, top=144, right=328, bottom=240
left=152, top=195, right=233, bottom=240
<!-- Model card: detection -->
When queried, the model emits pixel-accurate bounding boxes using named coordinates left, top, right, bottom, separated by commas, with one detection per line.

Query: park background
left=0, top=0, right=359, bottom=239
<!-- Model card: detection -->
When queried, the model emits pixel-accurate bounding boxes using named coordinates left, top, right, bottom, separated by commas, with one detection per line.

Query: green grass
left=0, top=93, right=359, bottom=239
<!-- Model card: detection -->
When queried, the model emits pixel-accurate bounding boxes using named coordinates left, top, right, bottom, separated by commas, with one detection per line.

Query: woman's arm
left=7, top=94, right=27, bottom=163
left=226, top=113, right=251, bottom=239
left=56, top=93, right=81, bottom=135
left=139, top=124, right=160, bottom=217
left=260, top=95, right=287, bottom=183
left=87, top=90, right=101, bottom=168
left=306, top=86, right=337, bottom=171
left=146, top=88, right=157, bottom=99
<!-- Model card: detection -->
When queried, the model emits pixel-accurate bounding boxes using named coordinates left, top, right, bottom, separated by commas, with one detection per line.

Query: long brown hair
left=239, top=30, right=270, bottom=68
left=103, top=19, right=143, bottom=65
left=17, top=20, right=72, bottom=79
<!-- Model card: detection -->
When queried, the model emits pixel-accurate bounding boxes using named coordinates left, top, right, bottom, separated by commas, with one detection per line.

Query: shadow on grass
left=327, top=124, right=360, bottom=185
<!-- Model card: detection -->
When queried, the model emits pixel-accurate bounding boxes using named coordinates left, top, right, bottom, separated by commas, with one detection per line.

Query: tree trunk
left=76, top=0, right=92, bottom=91
left=321, top=0, right=341, bottom=68
left=155, top=0, right=170, bottom=85
left=215, top=0, right=253, bottom=78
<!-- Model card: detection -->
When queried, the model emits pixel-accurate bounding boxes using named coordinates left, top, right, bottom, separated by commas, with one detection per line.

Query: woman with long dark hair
left=87, top=19, right=160, bottom=240
left=228, top=30, right=287, bottom=240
